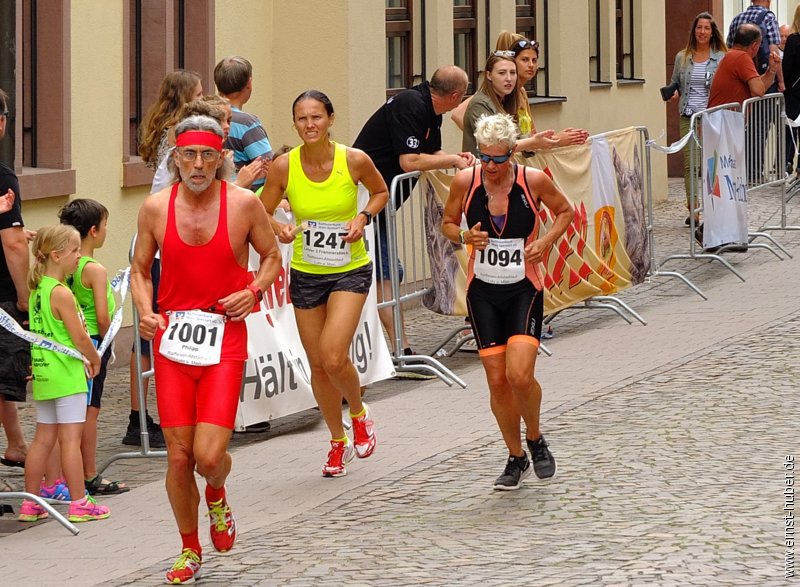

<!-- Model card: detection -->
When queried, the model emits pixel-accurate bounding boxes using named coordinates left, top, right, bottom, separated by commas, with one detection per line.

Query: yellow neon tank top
left=285, top=142, right=370, bottom=275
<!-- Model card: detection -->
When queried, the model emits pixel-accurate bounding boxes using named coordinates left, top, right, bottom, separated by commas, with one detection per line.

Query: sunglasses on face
left=477, top=150, right=513, bottom=165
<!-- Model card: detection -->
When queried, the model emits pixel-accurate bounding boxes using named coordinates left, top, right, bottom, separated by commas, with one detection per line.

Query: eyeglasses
left=477, top=150, right=513, bottom=165
left=511, top=39, right=540, bottom=53
left=493, top=50, right=516, bottom=58
left=177, top=148, right=220, bottom=163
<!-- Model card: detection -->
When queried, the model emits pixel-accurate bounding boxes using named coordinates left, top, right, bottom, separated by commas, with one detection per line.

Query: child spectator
left=58, top=199, right=129, bottom=496
left=20, top=224, right=109, bottom=523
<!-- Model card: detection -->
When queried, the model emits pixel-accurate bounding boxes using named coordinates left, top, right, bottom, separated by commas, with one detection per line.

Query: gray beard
left=180, top=172, right=213, bottom=193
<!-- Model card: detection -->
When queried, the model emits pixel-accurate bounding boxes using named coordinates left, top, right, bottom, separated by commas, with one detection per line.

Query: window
left=123, top=0, right=214, bottom=187
left=589, top=0, right=611, bottom=84
left=454, top=0, right=478, bottom=94
left=516, top=0, right=551, bottom=97
left=615, top=0, right=638, bottom=80
left=0, top=0, right=75, bottom=199
left=386, top=0, right=413, bottom=97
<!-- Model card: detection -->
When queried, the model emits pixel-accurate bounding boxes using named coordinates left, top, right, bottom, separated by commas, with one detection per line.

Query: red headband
left=175, top=130, right=223, bottom=151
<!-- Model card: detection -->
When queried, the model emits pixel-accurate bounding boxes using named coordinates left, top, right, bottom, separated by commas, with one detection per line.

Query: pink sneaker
left=322, top=438, right=355, bottom=477
left=351, top=404, right=376, bottom=458
left=19, top=499, right=49, bottom=522
left=68, top=495, right=110, bottom=522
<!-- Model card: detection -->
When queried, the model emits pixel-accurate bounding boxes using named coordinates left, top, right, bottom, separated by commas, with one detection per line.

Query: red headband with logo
left=175, top=130, right=223, bottom=151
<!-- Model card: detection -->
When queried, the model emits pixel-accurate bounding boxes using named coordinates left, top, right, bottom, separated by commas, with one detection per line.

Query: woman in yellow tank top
left=260, top=90, right=388, bottom=478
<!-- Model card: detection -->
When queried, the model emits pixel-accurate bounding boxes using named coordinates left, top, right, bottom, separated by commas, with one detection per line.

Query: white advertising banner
left=702, top=109, right=749, bottom=248
left=235, top=199, right=395, bottom=430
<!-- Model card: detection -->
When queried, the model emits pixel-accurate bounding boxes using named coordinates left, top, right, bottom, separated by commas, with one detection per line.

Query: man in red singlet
left=131, top=115, right=281, bottom=584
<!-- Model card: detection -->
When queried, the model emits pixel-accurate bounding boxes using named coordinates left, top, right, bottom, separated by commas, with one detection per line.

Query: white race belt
left=302, top=220, right=351, bottom=267
left=159, top=310, right=226, bottom=366
left=473, top=238, right=525, bottom=285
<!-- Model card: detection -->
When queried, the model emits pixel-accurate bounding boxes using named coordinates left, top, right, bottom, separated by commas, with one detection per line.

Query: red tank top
left=155, top=181, right=249, bottom=361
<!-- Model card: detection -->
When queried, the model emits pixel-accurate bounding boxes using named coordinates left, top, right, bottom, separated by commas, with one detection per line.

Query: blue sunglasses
left=478, top=150, right=513, bottom=165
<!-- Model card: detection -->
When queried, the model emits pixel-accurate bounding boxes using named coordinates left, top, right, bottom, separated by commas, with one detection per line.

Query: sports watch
left=246, top=283, right=263, bottom=302
left=359, top=210, right=373, bottom=225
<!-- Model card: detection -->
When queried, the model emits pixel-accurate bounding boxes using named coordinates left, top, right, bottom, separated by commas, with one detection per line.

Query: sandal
left=84, top=475, right=130, bottom=495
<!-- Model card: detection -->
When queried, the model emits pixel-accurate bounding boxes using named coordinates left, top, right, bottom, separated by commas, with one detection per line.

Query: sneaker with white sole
left=493, top=453, right=532, bottom=491
left=351, top=404, right=376, bottom=458
left=527, top=435, right=557, bottom=480
left=322, top=438, right=355, bottom=477
left=165, top=548, right=202, bottom=584
left=207, top=495, right=236, bottom=553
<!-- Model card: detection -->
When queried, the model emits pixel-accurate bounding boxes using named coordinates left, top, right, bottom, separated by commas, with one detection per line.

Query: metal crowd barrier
left=659, top=100, right=787, bottom=283
left=745, top=93, right=800, bottom=235
left=742, top=94, right=793, bottom=257
left=0, top=491, right=79, bottom=535
left=377, top=172, right=466, bottom=387
left=97, top=235, right=167, bottom=476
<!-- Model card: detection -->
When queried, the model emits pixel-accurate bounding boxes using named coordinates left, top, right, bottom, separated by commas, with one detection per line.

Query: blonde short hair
left=474, top=113, right=518, bottom=150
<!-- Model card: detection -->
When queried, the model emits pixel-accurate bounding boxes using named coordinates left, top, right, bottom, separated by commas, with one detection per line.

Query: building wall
left=6, top=0, right=672, bottom=327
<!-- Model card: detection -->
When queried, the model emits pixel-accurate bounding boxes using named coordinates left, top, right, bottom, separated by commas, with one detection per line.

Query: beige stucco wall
left=23, top=0, right=135, bottom=284
left=13, top=0, right=669, bottom=330
left=438, top=0, right=668, bottom=205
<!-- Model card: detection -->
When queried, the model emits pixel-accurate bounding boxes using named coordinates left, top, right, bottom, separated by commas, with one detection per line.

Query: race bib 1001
left=473, top=238, right=525, bottom=285
left=302, top=220, right=351, bottom=267
left=159, top=310, right=226, bottom=366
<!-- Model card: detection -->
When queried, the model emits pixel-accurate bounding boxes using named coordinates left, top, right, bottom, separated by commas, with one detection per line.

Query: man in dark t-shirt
left=353, top=66, right=476, bottom=356
left=0, top=88, right=30, bottom=469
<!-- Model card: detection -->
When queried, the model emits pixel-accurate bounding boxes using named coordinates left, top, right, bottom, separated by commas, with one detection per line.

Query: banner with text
left=701, top=109, right=749, bottom=248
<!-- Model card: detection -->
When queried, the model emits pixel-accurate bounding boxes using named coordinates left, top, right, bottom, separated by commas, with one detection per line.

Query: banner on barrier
left=420, top=127, right=649, bottom=317
left=235, top=204, right=395, bottom=429
left=701, top=109, right=749, bottom=248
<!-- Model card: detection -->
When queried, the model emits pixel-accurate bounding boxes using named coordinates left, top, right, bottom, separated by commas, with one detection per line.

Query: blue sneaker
left=40, top=479, right=71, bottom=501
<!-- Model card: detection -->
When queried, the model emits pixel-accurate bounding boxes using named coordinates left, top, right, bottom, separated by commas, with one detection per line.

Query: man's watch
left=246, top=283, right=263, bottom=302
left=359, top=210, right=373, bottom=225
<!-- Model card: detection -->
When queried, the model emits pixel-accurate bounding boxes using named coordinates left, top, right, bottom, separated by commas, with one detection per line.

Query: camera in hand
left=660, top=81, right=680, bottom=102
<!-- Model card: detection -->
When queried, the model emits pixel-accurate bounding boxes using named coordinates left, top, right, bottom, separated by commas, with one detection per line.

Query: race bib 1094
left=473, top=238, right=525, bottom=285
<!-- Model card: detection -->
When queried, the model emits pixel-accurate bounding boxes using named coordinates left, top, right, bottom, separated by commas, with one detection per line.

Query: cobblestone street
left=1, top=179, right=798, bottom=585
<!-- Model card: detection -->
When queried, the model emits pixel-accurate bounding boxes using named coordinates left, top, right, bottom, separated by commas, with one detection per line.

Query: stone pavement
left=0, top=179, right=798, bottom=586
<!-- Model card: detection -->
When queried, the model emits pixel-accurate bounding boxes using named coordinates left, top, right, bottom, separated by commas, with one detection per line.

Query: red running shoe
left=207, top=496, right=236, bottom=553
left=165, top=548, right=202, bottom=584
left=351, top=403, right=376, bottom=458
left=322, top=438, right=355, bottom=477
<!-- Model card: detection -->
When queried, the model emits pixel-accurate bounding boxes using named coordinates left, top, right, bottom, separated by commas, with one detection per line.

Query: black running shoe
left=493, top=453, right=531, bottom=491
left=527, top=436, right=557, bottom=480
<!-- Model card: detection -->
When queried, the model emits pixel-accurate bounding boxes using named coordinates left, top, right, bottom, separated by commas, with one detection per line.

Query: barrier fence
left=652, top=95, right=789, bottom=283
left=97, top=235, right=166, bottom=478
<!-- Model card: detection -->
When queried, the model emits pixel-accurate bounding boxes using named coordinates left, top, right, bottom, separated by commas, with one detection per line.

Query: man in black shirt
left=353, top=66, right=476, bottom=357
left=0, top=88, right=30, bottom=469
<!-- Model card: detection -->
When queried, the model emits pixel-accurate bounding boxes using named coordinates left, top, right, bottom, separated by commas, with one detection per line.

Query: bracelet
left=459, top=230, right=467, bottom=245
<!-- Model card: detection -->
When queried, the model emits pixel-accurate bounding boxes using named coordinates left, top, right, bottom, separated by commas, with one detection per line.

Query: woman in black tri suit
left=442, top=113, right=573, bottom=491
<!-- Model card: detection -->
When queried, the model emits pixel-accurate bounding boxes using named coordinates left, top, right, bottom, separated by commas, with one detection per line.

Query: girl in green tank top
left=20, top=225, right=108, bottom=523
left=58, top=198, right=128, bottom=496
